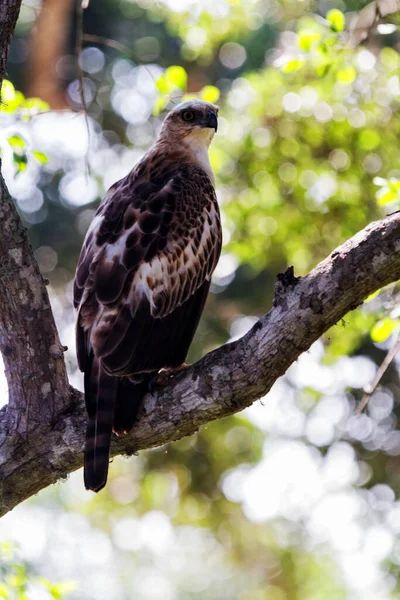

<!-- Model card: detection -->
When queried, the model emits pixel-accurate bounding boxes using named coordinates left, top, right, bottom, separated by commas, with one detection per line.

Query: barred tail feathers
left=113, top=374, right=153, bottom=435
left=84, top=361, right=117, bottom=492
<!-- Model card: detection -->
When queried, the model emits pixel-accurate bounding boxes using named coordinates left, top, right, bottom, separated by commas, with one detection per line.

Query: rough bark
left=0, top=212, right=400, bottom=516
left=0, top=177, right=70, bottom=433
left=0, top=0, right=21, bottom=83
left=0, top=0, right=70, bottom=511
left=0, top=7, right=68, bottom=434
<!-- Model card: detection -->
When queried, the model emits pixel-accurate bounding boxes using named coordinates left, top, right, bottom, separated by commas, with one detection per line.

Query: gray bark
left=0, top=0, right=21, bottom=82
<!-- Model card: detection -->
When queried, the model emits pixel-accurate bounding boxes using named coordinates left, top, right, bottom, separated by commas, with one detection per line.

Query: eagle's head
left=159, top=100, right=219, bottom=148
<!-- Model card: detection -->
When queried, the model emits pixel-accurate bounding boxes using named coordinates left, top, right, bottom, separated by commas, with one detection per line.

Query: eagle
left=73, top=99, right=222, bottom=492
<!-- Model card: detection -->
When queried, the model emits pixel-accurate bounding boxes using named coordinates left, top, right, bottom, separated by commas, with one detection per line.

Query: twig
left=355, top=332, right=400, bottom=415
left=75, top=0, right=90, bottom=176
left=82, top=34, right=132, bottom=56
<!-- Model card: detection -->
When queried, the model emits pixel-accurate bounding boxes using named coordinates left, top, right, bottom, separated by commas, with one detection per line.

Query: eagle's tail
left=113, top=374, right=152, bottom=435
left=84, top=362, right=152, bottom=492
left=84, top=358, right=117, bottom=492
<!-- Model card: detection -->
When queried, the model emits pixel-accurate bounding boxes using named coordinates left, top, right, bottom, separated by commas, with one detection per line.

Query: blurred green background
left=2, top=0, right=400, bottom=598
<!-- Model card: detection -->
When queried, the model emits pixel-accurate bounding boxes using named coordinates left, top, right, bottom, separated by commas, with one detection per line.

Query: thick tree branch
left=1, top=212, right=400, bottom=516
left=0, top=176, right=70, bottom=432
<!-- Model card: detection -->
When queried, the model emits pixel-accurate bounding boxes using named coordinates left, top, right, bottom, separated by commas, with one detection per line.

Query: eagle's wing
left=74, top=164, right=221, bottom=375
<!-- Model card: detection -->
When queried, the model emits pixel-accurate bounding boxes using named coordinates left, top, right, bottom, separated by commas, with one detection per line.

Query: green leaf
left=32, top=150, right=49, bottom=165
left=298, top=32, right=322, bottom=52
left=0, top=90, right=25, bottom=113
left=155, top=74, right=171, bottom=94
left=327, top=9, right=345, bottom=32
left=165, top=65, right=187, bottom=90
left=8, top=135, right=25, bottom=150
left=282, top=59, right=305, bottom=73
left=1, top=80, right=16, bottom=103
left=371, top=318, right=399, bottom=342
left=22, top=97, right=49, bottom=112
left=376, top=187, right=398, bottom=205
left=314, top=55, right=332, bottom=77
left=376, top=179, right=400, bottom=205
left=336, top=67, right=356, bottom=83
left=156, top=66, right=187, bottom=98
left=200, top=85, right=220, bottom=103
left=13, top=153, right=27, bottom=174
left=38, top=577, right=78, bottom=599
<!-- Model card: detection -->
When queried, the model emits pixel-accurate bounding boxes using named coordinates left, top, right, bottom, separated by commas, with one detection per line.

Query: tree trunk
left=25, top=0, right=74, bottom=108
left=0, top=1, right=21, bottom=84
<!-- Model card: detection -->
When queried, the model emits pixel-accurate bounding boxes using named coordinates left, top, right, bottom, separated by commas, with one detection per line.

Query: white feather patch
left=182, top=129, right=215, bottom=182
left=133, top=203, right=219, bottom=317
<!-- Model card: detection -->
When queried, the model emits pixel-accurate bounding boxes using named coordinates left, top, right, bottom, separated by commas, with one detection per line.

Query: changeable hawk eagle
left=74, top=100, right=222, bottom=492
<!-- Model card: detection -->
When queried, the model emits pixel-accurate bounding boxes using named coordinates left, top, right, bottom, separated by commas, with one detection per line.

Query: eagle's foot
left=151, top=364, right=191, bottom=390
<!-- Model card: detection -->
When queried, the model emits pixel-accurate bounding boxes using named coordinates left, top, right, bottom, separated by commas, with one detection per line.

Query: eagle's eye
left=182, top=110, right=194, bottom=122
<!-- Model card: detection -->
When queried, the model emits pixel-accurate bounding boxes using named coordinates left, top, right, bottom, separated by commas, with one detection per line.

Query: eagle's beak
left=202, top=112, right=218, bottom=132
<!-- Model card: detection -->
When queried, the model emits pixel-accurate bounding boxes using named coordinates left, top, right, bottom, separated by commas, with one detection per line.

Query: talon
left=151, top=364, right=191, bottom=390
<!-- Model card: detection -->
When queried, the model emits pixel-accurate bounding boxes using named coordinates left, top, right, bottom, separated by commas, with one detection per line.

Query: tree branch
left=1, top=210, right=400, bottom=516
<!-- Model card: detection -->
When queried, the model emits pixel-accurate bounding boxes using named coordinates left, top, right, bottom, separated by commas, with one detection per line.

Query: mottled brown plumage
left=74, top=100, right=222, bottom=492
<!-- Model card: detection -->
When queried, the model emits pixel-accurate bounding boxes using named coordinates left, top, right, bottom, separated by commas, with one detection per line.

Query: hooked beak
left=202, top=111, right=218, bottom=132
